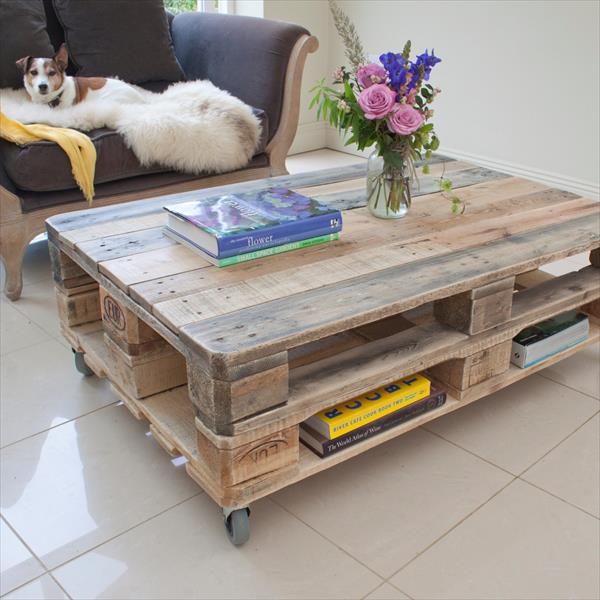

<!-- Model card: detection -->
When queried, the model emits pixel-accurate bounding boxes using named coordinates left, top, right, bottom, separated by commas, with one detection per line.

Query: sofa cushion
left=0, top=108, right=268, bottom=193
left=18, top=154, right=270, bottom=213
left=0, top=0, right=55, bottom=89
left=52, top=0, right=184, bottom=84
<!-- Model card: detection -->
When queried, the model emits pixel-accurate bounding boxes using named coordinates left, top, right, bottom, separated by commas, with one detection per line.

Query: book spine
left=320, top=393, right=446, bottom=457
left=216, top=233, right=339, bottom=267
left=217, top=212, right=342, bottom=256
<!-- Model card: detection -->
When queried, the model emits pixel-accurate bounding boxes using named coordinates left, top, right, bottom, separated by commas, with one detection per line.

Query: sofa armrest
left=171, top=12, right=316, bottom=152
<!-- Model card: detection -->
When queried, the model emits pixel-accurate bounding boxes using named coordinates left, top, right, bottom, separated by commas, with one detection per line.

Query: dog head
left=16, top=44, right=68, bottom=103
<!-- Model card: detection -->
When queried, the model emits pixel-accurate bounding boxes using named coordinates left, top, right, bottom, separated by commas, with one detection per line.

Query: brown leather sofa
left=0, top=1, right=317, bottom=300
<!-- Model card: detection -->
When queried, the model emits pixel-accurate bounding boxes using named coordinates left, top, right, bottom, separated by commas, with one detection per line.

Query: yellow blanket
left=0, top=112, right=96, bottom=203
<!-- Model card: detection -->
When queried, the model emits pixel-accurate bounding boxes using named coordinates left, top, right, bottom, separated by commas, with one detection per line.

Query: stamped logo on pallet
left=102, top=295, right=126, bottom=331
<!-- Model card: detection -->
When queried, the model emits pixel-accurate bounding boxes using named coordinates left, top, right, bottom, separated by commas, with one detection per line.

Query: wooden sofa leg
left=0, top=224, right=31, bottom=301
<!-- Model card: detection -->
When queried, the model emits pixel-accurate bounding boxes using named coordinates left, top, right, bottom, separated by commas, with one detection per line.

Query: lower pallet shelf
left=65, top=317, right=600, bottom=509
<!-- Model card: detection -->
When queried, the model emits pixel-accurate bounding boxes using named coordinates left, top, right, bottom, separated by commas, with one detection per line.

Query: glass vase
left=366, top=148, right=412, bottom=219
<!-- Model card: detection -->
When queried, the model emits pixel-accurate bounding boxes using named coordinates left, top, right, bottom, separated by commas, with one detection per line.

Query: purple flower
left=415, top=49, right=442, bottom=80
left=357, top=63, right=387, bottom=88
left=357, top=84, right=397, bottom=120
left=387, top=104, right=424, bottom=135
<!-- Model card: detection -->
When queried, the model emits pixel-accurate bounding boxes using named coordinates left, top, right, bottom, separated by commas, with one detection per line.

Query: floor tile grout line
left=0, top=332, right=54, bottom=359
left=515, top=409, right=600, bottom=480
left=45, top=491, right=203, bottom=574
left=384, top=579, right=414, bottom=599
left=0, top=400, right=121, bottom=451
left=0, top=515, right=50, bottom=595
left=388, top=410, right=600, bottom=583
left=48, top=571, right=73, bottom=600
left=385, top=475, right=518, bottom=583
left=536, top=370, right=600, bottom=402
left=517, top=477, right=600, bottom=521
left=269, top=496, right=387, bottom=583
left=420, top=427, right=517, bottom=477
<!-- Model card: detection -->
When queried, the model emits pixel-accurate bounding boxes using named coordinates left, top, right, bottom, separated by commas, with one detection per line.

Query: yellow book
left=306, top=374, right=431, bottom=439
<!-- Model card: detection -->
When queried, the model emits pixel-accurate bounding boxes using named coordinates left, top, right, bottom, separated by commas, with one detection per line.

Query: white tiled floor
left=0, top=150, right=598, bottom=599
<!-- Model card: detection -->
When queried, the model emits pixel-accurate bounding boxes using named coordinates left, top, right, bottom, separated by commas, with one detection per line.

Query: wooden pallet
left=47, top=160, right=600, bottom=517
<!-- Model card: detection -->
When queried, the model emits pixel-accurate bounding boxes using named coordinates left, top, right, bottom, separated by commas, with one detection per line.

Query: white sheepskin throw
left=0, top=81, right=261, bottom=174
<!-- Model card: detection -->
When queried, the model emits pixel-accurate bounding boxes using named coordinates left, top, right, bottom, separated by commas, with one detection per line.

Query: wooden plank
left=76, top=226, right=175, bottom=270
left=189, top=322, right=600, bottom=509
left=129, top=180, right=570, bottom=311
left=180, top=215, right=600, bottom=370
left=47, top=163, right=369, bottom=236
left=212, top=265, right=600, bottom=436
left=60, top=212, right=167, bottom=249
left=99, top=244, right=211, bottom=292
left=148, top=190, right=594, bottom=332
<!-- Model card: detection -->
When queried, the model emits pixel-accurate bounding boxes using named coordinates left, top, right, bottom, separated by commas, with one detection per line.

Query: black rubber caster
left=73, top=349, right=94, bottom=376
left=223, top=507, right=250, bottom=546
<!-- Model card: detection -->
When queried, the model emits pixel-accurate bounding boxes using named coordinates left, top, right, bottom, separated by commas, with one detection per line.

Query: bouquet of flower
left=311, top=1, right=460, bottom=216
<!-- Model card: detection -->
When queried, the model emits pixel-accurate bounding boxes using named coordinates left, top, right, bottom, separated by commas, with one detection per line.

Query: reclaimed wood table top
left=47, top=157, right=600, bottom=367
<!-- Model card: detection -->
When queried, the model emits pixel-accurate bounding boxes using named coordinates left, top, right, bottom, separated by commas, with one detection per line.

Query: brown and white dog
left=16, top=43, right=147, bottom=108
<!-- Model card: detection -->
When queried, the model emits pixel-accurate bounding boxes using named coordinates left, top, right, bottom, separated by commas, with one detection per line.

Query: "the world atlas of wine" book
left=300, top=385, right=446, bottom=457
left=304, top=374, right=431, bottom=440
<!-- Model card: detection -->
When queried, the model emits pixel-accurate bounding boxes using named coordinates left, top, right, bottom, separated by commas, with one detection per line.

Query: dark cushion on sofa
left=0, top=0, right=55, bottom=89
left=17, top=154, right=270, bottom=213
left=0, top=108, right=268, bottom=194
left=52, top=0, right=184, bottom=83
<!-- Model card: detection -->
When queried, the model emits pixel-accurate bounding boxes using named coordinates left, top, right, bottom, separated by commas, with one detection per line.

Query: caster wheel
left=224, top=508, right=250, bottom=546
left=73, top=350, right=94, bottom=376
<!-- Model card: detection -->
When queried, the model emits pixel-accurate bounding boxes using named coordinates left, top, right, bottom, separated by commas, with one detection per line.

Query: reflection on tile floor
left=0, top=151, right=598, bottom=599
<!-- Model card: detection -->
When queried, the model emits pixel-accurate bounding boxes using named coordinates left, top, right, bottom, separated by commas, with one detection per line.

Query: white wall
left=263, top=0, right=330, bottom=154
left=325, top=0, right=599, bottom=197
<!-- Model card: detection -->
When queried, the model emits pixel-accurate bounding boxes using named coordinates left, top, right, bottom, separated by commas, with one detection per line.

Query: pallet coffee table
left=46, top=159, right=600, bottom=545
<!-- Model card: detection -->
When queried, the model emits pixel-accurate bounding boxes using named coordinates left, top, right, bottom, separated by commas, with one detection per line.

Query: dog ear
left=54, top=43, right=68, bottom=72
left=15, top=56, right=33, bottom=74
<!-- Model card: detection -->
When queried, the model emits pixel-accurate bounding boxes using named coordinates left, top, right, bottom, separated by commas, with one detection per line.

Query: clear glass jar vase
left=366, top=148, right=412, bottom=219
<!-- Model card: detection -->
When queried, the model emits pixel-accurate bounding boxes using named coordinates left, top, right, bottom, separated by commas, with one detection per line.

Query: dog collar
left=48, top=91, right=64, bottom=108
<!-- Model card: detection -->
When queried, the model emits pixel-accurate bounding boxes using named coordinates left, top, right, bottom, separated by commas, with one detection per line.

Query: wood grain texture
left=430, top=340, right=512, bottom=391
left=212, top=265, right=600, bottom=435
left=56, top=286, right=101, bottom=327
left=433, top=277, right=515, bottom=334
left=180, top=215, right=599, bottom=370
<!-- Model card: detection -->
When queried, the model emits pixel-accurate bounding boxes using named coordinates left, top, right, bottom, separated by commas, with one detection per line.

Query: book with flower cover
left=300, top=386, right=446, bottom=458
left=305, top=374, right=431, bottom=440
left=163, top=187, right=342, bottom=259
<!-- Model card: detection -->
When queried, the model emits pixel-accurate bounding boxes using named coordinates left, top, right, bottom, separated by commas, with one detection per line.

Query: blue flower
left=415, top=49, right=442, bottom=80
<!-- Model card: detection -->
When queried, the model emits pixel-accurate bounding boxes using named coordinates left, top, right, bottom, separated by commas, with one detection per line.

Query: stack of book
left=511, top=310, right=589, bottom=368
left=300, top=374, right=447, bottom=458
left=163, top=187, right=342, bottom=266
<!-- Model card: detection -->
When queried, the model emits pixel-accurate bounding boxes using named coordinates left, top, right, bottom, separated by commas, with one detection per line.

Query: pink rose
left=387, top=104, right=424, bottom=135
left=357, top=63, right=387, bottom=88
left=357, top=84, right=396, bottom=120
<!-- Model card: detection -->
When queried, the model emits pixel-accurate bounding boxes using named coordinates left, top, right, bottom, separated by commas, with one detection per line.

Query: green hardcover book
left=164, top=228, right=339, bottom=267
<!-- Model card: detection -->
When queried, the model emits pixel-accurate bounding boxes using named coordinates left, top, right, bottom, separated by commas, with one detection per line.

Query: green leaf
left=402, top=40, right=411, bottom=60
left=431, top=136, right=440, bottom=151
left=440, top=178, right=453, bottom=192
left=425, top=149, right=432, bottom=159
left=419, top=123, right=434, bottom=134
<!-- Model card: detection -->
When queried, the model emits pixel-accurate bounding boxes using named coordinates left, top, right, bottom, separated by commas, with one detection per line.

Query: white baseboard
left=441, top=147, right=600, bottom=200
left=288, top=122, right=327, bottom=155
